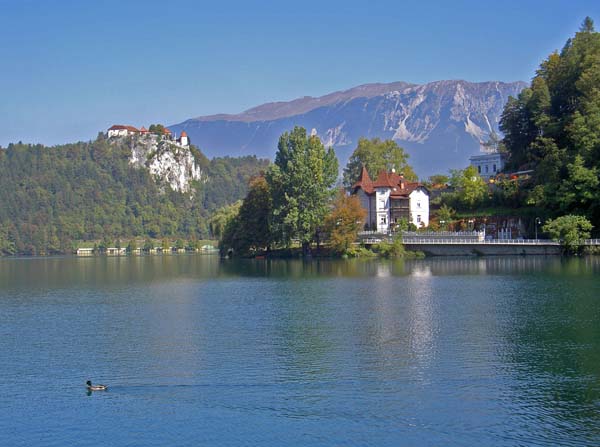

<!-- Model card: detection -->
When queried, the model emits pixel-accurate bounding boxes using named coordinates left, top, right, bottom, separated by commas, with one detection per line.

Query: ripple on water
left=1, top=256, right=600, bottom=446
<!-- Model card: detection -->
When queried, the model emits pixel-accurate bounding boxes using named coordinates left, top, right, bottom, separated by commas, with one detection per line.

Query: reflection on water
left=1, top=255, right=599, bottom=446
left=3, top=254, right=599, bottom=287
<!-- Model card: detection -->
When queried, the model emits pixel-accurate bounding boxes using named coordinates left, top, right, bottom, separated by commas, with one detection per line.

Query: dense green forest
left=0, top=136, right=268, bottom=255
left=499, top=17, right=600, bottom=230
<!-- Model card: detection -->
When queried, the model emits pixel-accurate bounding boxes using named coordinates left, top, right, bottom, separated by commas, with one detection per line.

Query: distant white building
left=469, top=152, right=507, bottom=180
left=351, top=167, right=430, bottom=232
left=107, top=124, right=139, bottom=137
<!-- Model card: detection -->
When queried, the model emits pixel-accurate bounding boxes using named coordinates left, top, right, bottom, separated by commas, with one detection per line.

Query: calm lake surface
left=1, top=255, right=599, bottom=446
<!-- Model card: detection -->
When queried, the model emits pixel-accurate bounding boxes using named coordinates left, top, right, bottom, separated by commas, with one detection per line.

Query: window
left=417, top=201, right=421, bottom=208
left=417, top=215, right=421, bottom=223
left=493, top=164, right=497, bottom=172
left=381, top=216, right=386, bottom=225
left=485, top=165, right=489, bottom=173
left=478, top=166, right=481, bottom=174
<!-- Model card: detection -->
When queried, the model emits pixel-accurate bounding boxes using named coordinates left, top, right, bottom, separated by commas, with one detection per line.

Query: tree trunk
left=302, top=241, right=311, bottom=257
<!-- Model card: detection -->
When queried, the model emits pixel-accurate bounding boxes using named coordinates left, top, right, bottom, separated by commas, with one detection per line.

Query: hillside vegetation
left=500, top=17, right=600, bottom=230
left=0, top=136, right=268, bottom=255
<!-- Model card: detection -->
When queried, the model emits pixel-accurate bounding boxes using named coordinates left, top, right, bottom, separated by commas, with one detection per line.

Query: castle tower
left=179, top=131, right=189, bottom=147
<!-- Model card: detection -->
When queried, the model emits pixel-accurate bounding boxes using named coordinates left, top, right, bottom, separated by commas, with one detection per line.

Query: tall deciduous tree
left=543, top=215, right=593, bottom=254
left=209, top=201, right=242, bottom=239
left=343, top=138, right=417, bottom=187
left=267, top=127, right=338, bottom=255
left=237, top=176, right=273, bottom=253
left=449, top=166, right=488, bottom=209
left=324, top=189, right=367, bottom=254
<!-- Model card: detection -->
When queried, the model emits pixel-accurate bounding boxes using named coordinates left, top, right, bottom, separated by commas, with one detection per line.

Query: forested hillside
left=500, top=17, right=600, bottom=230
left=0, top=136, right=268, bottom=255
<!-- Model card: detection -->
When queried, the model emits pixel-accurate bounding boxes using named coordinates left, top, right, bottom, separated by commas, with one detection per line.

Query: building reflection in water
left=367, top=261, right=437, bottom=383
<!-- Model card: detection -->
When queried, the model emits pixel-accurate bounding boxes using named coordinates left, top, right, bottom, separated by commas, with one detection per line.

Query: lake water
left=1, top=255, right=599, bottom=446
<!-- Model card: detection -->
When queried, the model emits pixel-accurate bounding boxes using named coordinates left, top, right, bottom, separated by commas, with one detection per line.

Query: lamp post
left=535, top=217, right=542, bottom=241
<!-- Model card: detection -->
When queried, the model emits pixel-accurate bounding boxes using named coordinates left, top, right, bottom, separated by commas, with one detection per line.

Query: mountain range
left=170, top=80, right=526, bottom=177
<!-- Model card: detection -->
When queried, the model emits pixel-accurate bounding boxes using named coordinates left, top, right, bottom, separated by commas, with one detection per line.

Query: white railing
left=362, top=238, right=384, bottom=244
left=401, top=238, right=561, bottom=245
left=401, top=231, right=484, bottom=242
left=357, top=234, right=600, bottom=246
left=358, top=231, right=388, bottom=237
left=583, top=239, right=600, bottom=245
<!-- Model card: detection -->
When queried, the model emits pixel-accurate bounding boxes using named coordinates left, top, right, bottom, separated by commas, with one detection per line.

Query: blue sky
left=0, top=0, right=598, bottom=146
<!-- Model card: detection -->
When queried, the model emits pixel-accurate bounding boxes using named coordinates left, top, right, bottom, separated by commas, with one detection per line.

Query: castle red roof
left=108, top=124, right=139, bottom=132
left=180, top=131, right=188, bottom=137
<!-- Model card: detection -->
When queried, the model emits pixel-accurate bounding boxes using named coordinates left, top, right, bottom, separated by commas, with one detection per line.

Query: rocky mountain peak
left=171, top=79, right=526, bottom=176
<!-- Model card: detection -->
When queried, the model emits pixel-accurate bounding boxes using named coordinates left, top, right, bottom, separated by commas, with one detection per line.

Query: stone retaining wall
left=403, top=243, right=562, bottom=256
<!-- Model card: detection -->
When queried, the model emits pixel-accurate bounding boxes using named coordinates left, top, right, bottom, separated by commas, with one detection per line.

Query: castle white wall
left=108, top=129, right=130, bottom=137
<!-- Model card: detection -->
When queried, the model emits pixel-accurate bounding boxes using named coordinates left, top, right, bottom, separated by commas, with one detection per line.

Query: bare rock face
left=170, top=80, right=526, bottom=176
left=126, top=134, right=204, bottom=193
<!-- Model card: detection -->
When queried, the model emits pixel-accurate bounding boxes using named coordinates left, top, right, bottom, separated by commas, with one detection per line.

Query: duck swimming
left=86, top=380, right=107, bottom=391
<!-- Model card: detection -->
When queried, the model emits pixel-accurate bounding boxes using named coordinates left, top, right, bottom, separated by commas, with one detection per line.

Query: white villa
left=469, top=152, right=507, bottom=180
left=351, top=167, right=430, bottom=232
left=107, top=125, right=190, bottom=147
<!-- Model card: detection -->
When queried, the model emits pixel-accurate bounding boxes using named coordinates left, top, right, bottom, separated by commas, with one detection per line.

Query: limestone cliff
left=113, top=134, right=205, bottom=193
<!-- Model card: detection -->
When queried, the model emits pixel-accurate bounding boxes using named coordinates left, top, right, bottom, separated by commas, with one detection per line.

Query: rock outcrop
left=116, top=134, right=204, bottom=193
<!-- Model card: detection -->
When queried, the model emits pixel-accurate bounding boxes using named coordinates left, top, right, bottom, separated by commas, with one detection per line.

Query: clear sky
left=0, top=0, right=598, bottom=146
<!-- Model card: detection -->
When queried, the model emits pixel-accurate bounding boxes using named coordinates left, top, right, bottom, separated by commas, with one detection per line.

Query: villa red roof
left=180, top=131, right=188, bottom=137
left=388, top=171, right=402, bottom=185
left=372, top=170, right=397, bottom=188
left=390, top=182, right=420, bottom=198
left=139, top=126, right=149, bottom=132
left=163, top=128, right=172, bottom=134
left=352, top=166, right=374, bottom=194
left=353, top=167, right=427, bottom=197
